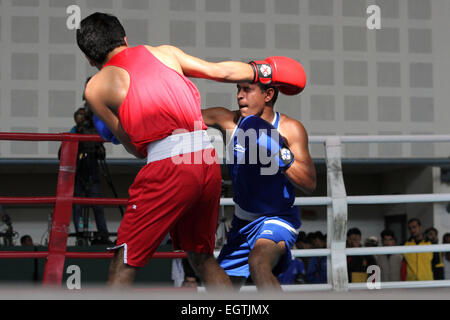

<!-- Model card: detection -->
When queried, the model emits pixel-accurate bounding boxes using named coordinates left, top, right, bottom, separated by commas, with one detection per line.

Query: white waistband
left=146, top=130, right=213, bottom=164
left=234, top=204, right=301, bottom=234
left=234, top=204, right=263, bottom=221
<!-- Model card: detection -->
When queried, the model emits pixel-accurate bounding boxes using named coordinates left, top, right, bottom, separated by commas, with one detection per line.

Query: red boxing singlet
left=103, top=45, right=207, bottom=156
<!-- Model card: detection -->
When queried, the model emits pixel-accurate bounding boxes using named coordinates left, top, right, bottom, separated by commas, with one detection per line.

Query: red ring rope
left=0, top=132, right=188, bottom=285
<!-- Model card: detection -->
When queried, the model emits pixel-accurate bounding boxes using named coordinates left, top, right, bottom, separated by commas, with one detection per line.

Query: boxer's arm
left=281, top=120, right=316, bottom=194
left=161, top=45, right=254, bottom=83
left=84, top=74, right=145, bottom=159
left=201, top=107, right=235, bottom=128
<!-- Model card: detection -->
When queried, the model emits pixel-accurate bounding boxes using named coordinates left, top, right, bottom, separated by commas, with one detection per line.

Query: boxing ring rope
left=284, top=135, right=450, bottom=292
left=0, top=132, right=189, bottom=286
left=1, top=133, right=450, bottom=291
left=216, top=134, right=450, bottom=292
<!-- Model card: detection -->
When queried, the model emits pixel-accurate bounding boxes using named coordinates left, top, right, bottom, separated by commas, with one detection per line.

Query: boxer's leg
left=248, top=238, right=285, bottom=290
left=107, top=246, right=137, bottom=287
left=172, top=150, right=232, bottom=290
left=229, top=276, right=247, bottom=289
left=106, top=159, right=194, bottom=287
left=248, top=218, right=298, bottom=290
left=186, top=251, right=232, bottom=289
left=216, top=218, right=253, bottom=290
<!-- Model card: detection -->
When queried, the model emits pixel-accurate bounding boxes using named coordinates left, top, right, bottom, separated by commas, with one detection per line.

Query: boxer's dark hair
left=77, top=12, right=126, bottom=64
left=257, top=83, right=279, bottom=106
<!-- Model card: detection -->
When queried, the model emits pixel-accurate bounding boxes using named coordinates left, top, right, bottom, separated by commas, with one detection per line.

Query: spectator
left=183, top=275, right=200, bottom=288
left=306, top=255, right=327, bottom=284
left=346, top=228, right=377, bottom=283
left=347, top=228, right=362, bottom=248
left=171, top=257, right=185, bottom=287
left=277, top=245, right=307, bottom=285
left=295, top=231, right=309, bottom=249
left=69, top=105, right=111, bottom=246
left=376, top=230, right=402, bottom=282
left=402, top=218, right=433, bottom=281
left=364, top=236, right=378, bottom=247
left=181, top=259, right=200, bottom=288
left=294, top=232, right=312, bottom=274
left=425, top=227, right=444, bottom=280
left=0, top=206, right=15, bottom=246
left=20, top=234, right=39, bottom=282
left=443, top=233, right=450, bottom=280
left=305, top=231, right=327, bottom=284
left=305, top=232, right=317, bottom=247
left=312, top=231, right=327, bottom=249
left=20, top=235, right=34, bottom=247
left=425, top=227, right=439, bottom=244
left=172, top=258, right=201, bottom=288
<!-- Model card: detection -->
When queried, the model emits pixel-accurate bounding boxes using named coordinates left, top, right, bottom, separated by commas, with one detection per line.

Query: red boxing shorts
left=109, top=147, right=221, bottom=267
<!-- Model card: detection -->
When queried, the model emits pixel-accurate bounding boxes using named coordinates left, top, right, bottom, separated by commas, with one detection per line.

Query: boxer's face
left=236, top=83, right=269, bottom=118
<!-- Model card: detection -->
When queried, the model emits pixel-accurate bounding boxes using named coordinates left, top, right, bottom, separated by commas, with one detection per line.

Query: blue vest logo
left=234, top=144, right=246, bottom=153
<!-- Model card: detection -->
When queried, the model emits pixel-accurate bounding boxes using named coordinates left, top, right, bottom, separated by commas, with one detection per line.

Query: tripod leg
left=99, top=159, right=124, bottom=217
left=76, top=206, right=90, bottom=246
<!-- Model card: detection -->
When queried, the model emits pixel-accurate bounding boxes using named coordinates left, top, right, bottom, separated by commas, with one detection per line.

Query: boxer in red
left=76, top=12, right=304, bottom=289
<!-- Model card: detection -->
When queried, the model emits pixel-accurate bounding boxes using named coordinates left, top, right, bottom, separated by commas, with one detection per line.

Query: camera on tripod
left=61, top=105, right=117, bottom=246
left=74, top=106, right=106, bottom=161
left=0, top=206, right=18, bottom=246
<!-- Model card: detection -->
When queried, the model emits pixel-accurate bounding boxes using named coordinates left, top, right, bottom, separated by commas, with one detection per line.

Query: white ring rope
left=198, top=280, right=450, bottom=293
left=213, top=245, right=450, bottom=259
left=213, top=135, right=450, bottom=292
left=309, top=134, right=450, bottom=143
left=222, top=193, right=450, bottom=207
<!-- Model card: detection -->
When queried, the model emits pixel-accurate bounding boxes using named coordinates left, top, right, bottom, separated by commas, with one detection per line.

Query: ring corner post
left=43, top=136, right=78, bottom=287
left=325, top=136, right=349, bottom=292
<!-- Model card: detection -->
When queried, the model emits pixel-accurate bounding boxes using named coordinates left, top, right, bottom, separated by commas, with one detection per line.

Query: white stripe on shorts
left=107, top=243, right=128, bottom=265
left=263, top=219, right=300, bottom=235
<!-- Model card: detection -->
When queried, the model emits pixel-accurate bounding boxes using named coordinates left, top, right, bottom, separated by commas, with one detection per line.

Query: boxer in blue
left=202, top=73, right=316, bottom=290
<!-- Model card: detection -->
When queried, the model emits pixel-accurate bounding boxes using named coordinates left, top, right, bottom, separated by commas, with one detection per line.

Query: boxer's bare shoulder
left=278, top=113, right=309, bottom=145
left=277, top=113, right=316, bottom=193
left=85, top=67, right=129, bottom=113
left=143, top=45, right=183, bottom=74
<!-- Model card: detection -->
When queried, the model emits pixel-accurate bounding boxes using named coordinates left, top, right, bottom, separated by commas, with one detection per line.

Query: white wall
left=1, top=0, right=450, bottom=159
left=381, top=166, right=434, bottom=229
left=0, top=0, right=448, bottom=245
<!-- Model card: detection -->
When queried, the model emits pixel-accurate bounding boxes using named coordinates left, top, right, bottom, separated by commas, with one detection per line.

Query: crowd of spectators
left=276, top=217, right=450, bottom=285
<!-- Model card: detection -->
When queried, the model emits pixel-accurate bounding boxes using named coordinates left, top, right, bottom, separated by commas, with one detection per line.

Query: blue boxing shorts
left=217, top=214, right=301, bottom=279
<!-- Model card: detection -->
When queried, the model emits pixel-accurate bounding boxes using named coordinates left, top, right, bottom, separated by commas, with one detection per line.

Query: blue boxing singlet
left=226, top=112, right=299, bottom=222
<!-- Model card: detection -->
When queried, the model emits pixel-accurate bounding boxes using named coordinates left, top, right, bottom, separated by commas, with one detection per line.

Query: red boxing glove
left=249, top=56, right=306, bottom=95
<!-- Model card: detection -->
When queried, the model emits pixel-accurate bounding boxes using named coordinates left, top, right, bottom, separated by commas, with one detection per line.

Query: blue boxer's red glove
left=93, top=115, right=120, bottom=145
left=237, top=115, right=294, bottom=171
